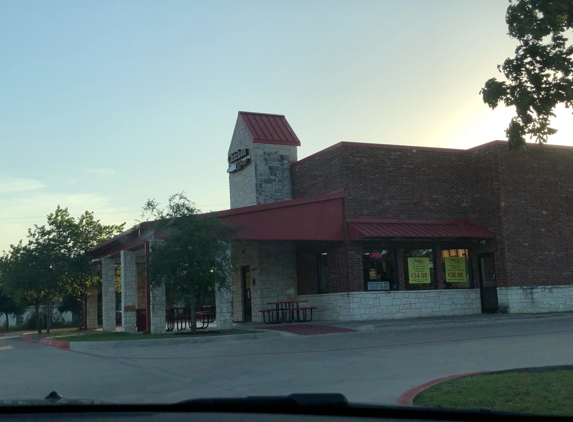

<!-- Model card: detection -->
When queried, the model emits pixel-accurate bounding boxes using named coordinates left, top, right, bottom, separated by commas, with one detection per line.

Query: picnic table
left=165, top=305, right=215, bottom=331
left=258, top=300, right=316, bottom=324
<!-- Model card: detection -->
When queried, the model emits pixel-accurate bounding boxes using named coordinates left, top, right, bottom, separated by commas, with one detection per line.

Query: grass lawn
left=414, top=367, right=573, bottom=416
left=52, top=329, right=259, bottom=342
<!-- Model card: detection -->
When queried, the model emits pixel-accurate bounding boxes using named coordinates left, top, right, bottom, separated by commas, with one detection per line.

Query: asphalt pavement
left=2, top=312, right=573, bottom=405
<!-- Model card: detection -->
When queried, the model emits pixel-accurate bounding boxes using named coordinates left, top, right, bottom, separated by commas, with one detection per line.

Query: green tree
left=0, top=293, right=26, bottom=332
left=142, top=193, right=238, bottom=332
left=1, top=241, right=47, bottom=333
left=2, top=207, right=124, bottom=333
left=481, top=0, right=573, bottom=150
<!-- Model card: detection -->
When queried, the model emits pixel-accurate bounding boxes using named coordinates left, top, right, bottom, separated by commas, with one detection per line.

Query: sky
left=1, top=0, right=572, bottom=253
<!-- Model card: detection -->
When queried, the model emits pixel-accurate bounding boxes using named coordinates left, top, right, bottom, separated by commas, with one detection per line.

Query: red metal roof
left=346, top=219, right=496, bottom=240
left=218, top=190, right=346, bottom=241
left=239, top=111, right=301, bottom=146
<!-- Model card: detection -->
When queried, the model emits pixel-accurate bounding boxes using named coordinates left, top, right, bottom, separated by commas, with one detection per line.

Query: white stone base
left=497, top=286, right=573, bottom=313
left=215, top=283, right=233, bottom=330
left=150, top=283, right=166, bottom=334
left=297, top=290, right=481, bottom=321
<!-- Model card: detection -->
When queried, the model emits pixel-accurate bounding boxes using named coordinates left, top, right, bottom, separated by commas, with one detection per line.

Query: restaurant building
left=91, top=111, right=573, bottom=331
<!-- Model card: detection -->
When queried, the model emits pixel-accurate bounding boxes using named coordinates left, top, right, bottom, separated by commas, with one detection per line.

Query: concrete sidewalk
left=239, top=311, right=573, bottom=332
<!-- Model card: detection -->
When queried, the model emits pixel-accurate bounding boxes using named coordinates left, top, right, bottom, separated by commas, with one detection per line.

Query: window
left=442, top=248, right=472, bottom=289
left=403, top=248, right=436, bottom=290
left=362, top=249, right=397, bottom=291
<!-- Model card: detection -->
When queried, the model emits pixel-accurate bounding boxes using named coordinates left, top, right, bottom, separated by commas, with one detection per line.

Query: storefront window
left=362, top=249, right=397, bottom=291
left=403, top=248, right=436, bottom=290
left=442, top=248, right=472, bottom=289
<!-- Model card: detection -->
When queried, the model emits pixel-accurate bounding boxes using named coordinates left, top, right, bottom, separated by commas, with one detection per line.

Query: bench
left=259, top=306, right=317, bottom=324
left=165, top=307, right=216, bottom=331
left=258, top=308, right=282, bottom=324
left=281, top=306, right=317, bottom=323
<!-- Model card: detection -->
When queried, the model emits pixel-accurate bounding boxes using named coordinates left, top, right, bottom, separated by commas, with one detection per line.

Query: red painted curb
left=19, top=333, right=34, bottom=341
left=0, top=333, right=4, bottom=337
left=19, top=333, right=70, bottom=351
left=396, top=371, right=487, bottom=406
left=38, top=337, right=70, bottom=350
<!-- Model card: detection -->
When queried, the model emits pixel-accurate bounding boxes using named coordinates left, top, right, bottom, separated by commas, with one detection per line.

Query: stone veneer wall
left=297, top=290, right=481, bottom=321
left=253, top=143, right=297, bottom=205
left=497, top=286, right=573, bottom=313
left=229, top=116, right=297, bottom=209
left=229, top=118, right=257, bottom=209
left=120, top=250, right=137, bottom=333
left=232, top=240, right=298, bottom=323
left=101, top=258, right=116, bottom=332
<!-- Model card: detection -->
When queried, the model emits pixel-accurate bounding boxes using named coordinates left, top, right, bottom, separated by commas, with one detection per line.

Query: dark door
left=478, top=253, right=498, bottom=313
left=241, top=265, right=252, bottom=322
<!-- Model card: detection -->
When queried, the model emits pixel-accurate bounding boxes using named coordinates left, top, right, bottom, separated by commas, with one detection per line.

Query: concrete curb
left=366, top=312, right=573, bottom=332
left=396, top=371, right=487, bottom=405
left=69, top=331, right=281, bottom=351
left=19, top=330, right=280, bottom=351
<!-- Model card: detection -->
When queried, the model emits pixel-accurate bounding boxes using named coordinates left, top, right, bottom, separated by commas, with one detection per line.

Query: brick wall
left=291, top=144, right=346, bottom=199
left=292, top=143, right=472, bottom=220
left=292, top=141, right=573, bottom=290
left=497, top=145, right=573, bottom=287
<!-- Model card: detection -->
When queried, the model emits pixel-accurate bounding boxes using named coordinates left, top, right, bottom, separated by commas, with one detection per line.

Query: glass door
left=478, top=253, right=498, bottom=313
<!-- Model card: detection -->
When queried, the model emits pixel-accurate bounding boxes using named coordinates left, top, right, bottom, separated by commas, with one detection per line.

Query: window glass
left=362, top=249, right=397, bottom=291
left=403, top=248, right=436, bottom=290
left=442, top=248, right=472, bottom=289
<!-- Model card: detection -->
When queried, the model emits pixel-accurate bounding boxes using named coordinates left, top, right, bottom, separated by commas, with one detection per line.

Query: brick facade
left=227, top=112, right=573, bottom=318
left=291, top=141, right=573, bottom=292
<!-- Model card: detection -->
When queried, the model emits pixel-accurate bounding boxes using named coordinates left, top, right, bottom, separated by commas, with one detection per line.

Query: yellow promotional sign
left=445, top=257, right=467, bottom=282
left=407, top=257, right=431, bottom=284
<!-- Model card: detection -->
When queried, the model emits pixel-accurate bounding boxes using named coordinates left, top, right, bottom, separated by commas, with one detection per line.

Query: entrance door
left=478, top=253, right=498, bottom=313
left=241, top=265, right=252, bottom=322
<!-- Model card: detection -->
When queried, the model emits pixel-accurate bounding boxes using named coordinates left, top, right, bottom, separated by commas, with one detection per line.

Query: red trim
left=347, top=218, right=476, bottom=225
left=253, top=138, right=301, bottom=146
left=216, top=190, right=347, bottom=217
left=238, top=110, right=286, bottom=117
left=396, top=371, right=487, bottom=405
left=346, top=219, right=496, bottom=240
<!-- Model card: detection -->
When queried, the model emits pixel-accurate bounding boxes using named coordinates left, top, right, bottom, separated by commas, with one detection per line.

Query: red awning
left=346, top=219, right=495, bottom=240
left=218, top=190, right=346, bottom=241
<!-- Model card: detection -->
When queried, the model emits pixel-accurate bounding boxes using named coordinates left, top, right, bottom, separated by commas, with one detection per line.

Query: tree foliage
left=0, top=206, right=124, bottom=333
left=143, top=193, right=238, bottom=332
left=0, top=284, right=26, bottom=331
left=481, top=0, right=573, bottom=150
